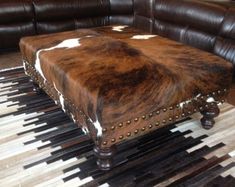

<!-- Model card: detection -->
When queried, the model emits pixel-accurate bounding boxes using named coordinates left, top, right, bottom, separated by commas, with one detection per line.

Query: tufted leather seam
left=31, top=1, right=37, bottom=34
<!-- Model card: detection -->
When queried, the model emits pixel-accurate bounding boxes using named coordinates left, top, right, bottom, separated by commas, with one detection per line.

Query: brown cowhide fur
left=20, top=26, right=233, bottom=148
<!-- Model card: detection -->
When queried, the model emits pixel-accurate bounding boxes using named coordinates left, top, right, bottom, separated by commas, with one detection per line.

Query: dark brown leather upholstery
left=33, top=0, right=110, bottom=34
left=214, top=8, right=235, bottom=74
left=0, top=0, right=134, bottom=50
left=133, top=0, right=235, bottom=79
left=0, top=0, right=234, bottom=80
left=133, top=0, right=154, bottom=32
left=153, top=0, right=225, bottom=52
left=0, top=0, right=35, bottom=50
left=109, top=0, right=134, bottom=25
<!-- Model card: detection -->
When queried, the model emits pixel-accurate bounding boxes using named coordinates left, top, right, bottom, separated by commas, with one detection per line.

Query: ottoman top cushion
left=20, top=26, right=233, bottom=128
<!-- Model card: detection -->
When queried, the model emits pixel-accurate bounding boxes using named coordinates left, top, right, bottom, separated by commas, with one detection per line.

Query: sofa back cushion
left=33, top=0, right=109, bottom=34
left=33, top=0, right=134, bottom=34
left=134, top=0, right=227, bottom=52
left=153, top=0, right=226, bottom=52
left=0, top=0, right=35, bottom=50
left=109, top=0, right=134, bottom=25
left=134, top=0, right=153, bottom=32
left=133, top=0, right=235, bottom=78
left=215, top=8, right=235, bottom=78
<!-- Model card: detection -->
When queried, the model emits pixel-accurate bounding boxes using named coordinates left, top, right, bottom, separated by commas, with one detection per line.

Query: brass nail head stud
left=102, top=128, right=107, bottom=132
left=118, top=123, right=123, bottom=127
left=127, top=120, right=131, bottom=125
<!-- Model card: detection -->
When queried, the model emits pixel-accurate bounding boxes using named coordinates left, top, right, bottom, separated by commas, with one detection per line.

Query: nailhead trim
left=25, top=62, right=91, bottom=133
left=119, top=135, right=124, bottom=139
left=110, top=87, right=228, bottom=131
left=118, top=123, right=123, bottom=127
left=127, top=120, right=131, bottom=125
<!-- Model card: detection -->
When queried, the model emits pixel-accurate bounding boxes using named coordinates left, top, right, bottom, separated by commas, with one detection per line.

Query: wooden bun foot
left=93, top=145, right=116, bottom=171
left=200, top=102, right=220, bottom=130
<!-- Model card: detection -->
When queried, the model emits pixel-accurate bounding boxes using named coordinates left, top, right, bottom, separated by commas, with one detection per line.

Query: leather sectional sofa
left=0, top=0, right=133, bottom=50
left=0, top=0, right=234, bottom=77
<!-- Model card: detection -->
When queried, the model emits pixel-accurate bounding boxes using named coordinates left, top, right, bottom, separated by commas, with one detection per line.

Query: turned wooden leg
left=93, top=145, right=116, bottom=171
left=200, top=102, right=220, bottom=130
left=29, top=79, right=44, bottom=94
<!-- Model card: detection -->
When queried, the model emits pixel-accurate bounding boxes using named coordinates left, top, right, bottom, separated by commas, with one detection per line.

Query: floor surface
left=0, top=70, right=235, bottom=186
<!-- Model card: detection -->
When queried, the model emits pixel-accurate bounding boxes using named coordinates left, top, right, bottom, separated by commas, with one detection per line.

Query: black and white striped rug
left=0, top=67, right=235, bottom=187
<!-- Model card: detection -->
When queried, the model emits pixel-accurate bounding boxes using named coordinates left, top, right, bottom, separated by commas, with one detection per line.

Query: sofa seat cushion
left=20, top=26, right=233, bottom=147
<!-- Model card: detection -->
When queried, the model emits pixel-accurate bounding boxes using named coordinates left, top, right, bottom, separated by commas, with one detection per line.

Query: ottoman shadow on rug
left=0, top=67, right=235, bottom=187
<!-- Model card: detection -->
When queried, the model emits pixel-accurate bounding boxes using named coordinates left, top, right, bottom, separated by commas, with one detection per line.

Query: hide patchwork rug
left=0, top=67, right=235, bottom=187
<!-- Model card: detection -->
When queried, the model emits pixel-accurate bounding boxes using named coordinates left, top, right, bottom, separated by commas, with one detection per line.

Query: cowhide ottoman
left=20, top=26, right=233, bottom=171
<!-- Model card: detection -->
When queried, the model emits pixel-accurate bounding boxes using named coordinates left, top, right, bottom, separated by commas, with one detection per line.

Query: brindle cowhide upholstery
left=20, top=26, right=233, bottom=148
